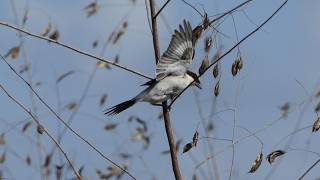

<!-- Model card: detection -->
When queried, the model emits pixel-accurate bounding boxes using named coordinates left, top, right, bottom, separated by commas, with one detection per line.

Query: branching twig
left=149, top=0, right=182, bottom=179
left=0, top=83, right=82, bottom=180
left=153, top=0, right=171, bottom=20
left=169, top=0, right=289, bottom=108
left=0, top=21, right=152, bottom=80
left=0, top=54, right=136, bottom=180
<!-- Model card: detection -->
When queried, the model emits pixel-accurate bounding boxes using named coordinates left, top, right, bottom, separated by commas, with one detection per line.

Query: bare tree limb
left=0, top=21, right=152, bottom=80
left=153, top=0, right=171, bottom=20
left=148, top=0, right=182, bottom=179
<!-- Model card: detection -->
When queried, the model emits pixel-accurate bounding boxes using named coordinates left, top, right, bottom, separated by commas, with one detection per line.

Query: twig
left=153, top=0, right=171, bottom=19
left=149, top=0, right=182, bottom=179
left=0, top=54, right=136, bottom=180
left=298, top=159, right=320, bottom=180
left=169, top=0, right=289, bottom=108
left=0, top=21, right=152, bottom=80
left=0, top=83, right=82, bottom=180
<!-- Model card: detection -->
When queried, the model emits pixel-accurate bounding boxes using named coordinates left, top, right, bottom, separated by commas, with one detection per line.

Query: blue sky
left=1, top=0, right=320, bottom=179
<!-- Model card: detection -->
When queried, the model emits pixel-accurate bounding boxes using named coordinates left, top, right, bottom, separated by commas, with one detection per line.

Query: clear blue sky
left=0, top=0, right=320, bottom=179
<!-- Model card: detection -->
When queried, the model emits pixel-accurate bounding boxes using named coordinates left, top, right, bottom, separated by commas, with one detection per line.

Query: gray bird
left=104, top=20, right=201, bottom=116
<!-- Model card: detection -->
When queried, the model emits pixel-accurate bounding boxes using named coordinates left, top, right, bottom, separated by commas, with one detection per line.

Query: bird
left=104, top=20, right=201, bottom=116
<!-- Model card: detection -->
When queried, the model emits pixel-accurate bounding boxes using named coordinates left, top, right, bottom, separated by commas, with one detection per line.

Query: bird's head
left=186, top=70, right=202, bottom=89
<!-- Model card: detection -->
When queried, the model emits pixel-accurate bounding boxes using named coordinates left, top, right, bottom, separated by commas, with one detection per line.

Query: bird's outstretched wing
left=156, top=20, right=194, bottom=81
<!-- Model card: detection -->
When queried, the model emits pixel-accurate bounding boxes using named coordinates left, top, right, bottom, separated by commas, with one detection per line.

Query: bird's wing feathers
left=156, top=20, right=194, bottom=81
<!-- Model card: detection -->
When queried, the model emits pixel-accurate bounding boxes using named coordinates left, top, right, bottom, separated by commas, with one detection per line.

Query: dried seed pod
left=0, top=152, right=5, bottom=164
left=192, top=25, right=203, bottom=44
left=37, top=125, right=45, bottom=134
left=199, top=56, right=209, bottom=75
left=231, top=61, right=238, bottom=76
left=204, top=36, right=213, bottom=53
left=192, top=131, right=199, bottom=147
left=202, top=13, right=210, bottom=30
left=84, top=1, right=100, bottom=17
left=0, top=134, right=5, bottom=145
left=104, top=123, right=117, bottom=131
left=66, top=102, right=77, bottom=111
left=183, top=142, right=193, bottom=153
left=237, top=57, right=243, bottom=70
left=214, top=81, right=220, bottom=97
left=248, top=152, right=263, bottom=173
left=99, top=94, right=107, bottom=107
left=113, top=31, right=124, bottom=44
left=43, top=154, right=52, bottom=168
left=49, top=30, right=59, bottom=41
left=212, top=64, right=219, bottom=78
left=22, top=121, right=32, bottom=133
left=26, top=156, right=31, bottom=165
left=92, top=40, right=98, bottom=48
left=266, top=150, right=286, bottom=164
left=41, top=23, right=52, bottom=37
left=312, top=117, right=320, bottom=132
left=56, top=71, right=75, bottom=83
left=280, top=102, right=290, bottom=118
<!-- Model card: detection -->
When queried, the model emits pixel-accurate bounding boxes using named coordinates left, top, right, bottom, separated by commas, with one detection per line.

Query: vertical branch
left=148, top=0, right=182, bottom=179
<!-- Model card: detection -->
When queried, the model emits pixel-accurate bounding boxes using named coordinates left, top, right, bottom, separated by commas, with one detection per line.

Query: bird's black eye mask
left=186, top=70, right=200, bottom=84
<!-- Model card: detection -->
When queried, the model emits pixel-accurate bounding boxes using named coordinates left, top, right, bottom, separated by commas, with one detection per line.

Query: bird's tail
left=104, top=99, right=137, bottom=116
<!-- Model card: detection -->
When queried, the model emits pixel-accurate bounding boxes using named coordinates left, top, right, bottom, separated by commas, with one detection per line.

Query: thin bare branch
left=0, top=54, right=136, bottom=180
left=153, top=0, right=171, bottom=19
left=169, top=0, right=289, bottom=108
left=0, top=83, right=82, bottom=180
left=0, top=21, right=152, bottom=80
left=298, top=159, right=320, bottom=180
left=149, top=0, right=182, bottom=179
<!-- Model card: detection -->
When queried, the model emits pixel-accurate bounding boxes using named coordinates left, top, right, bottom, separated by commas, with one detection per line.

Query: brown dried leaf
left=248, top=152, right=263, bottom=173
left=202, top=13, right=210, bottom=30
left=214, top=81, right=220, bottom=97
left=49, top=30, right=59, bottom=41
left=37, top=125, right=45, bottom=134
left=266, top=150, right=286, bottom=164
left=41, top=23, right=52, bottom=37
left=237, top=57, right=243, bottom=70
left=312, top=117, right=320, bottom=132
left=22, top=121, right=32, bottom=133
left=192, top=131, right=199, bottom=147
left=104, top=123, right=117, bottom=131
left=183, top=142, right=193, bottom=153
left=199, top=56, right=209, bottom=75
left=0, top=134, right=5, bottom=145
left=56, top=70, right=74, bottom=83
left=5, top=46, right=20, bottom=59
left=212, top=64, right=219, bottom=78
left=99, top=94, right=107, bottom=107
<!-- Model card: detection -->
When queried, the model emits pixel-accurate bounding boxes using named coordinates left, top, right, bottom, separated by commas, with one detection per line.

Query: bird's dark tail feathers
left=104, top=99, right=137, bottom=116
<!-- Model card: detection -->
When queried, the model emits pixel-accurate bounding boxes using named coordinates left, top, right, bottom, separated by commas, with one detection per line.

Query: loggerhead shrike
left=104, top=20, right=201, bottom=116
